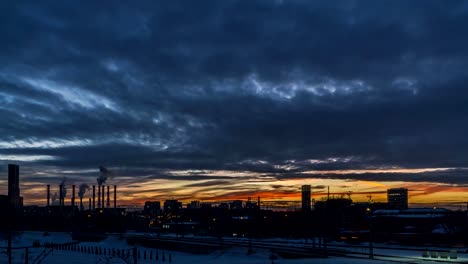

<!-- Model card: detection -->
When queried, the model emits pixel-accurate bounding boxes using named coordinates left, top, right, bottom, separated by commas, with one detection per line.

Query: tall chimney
left=89, top=198, right=91, bottom=211
left=257, top=196, right=260, bottom=208
left=72, top=184, right=76, bottom=209
left=101, top=185, right=105, bottom=209
left=92, top=185, right=96, bottom=210
left=46, top=184, right=50, bottom=208
left=107, top=185, right=110, bottom=208
left=97, top=185, right=101, bottom=208
left=59, top=184, right=63, bottom=207
left=80, top=197, right=83, bottom=211
left=114, top=185, right=117, bottom=209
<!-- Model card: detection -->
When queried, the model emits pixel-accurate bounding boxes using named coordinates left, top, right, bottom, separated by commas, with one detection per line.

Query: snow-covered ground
left=0, top=232, right=467, bottom=264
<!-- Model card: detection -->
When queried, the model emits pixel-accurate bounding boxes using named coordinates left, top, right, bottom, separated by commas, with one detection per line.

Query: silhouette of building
left=387, top=188, right=408, bottom=210
left=164, top=199, right=182, bottom=213
left=8, top=164, right=23, bottom=209
left=144, top=201, right=161, bottom=217
left=301, top=185, right=311, bottom=211
left=0, top=194, right=8, bottom=210
left=187, top=200, right=200, bottom=209
left=245, top=197, right=260, bottom=210
left=229, top=200, right=243, bottom=210
left=201, top=202, right=213, bottom=209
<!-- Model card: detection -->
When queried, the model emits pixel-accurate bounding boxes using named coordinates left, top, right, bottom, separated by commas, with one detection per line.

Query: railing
left=1, top=240, right=173, bottom=264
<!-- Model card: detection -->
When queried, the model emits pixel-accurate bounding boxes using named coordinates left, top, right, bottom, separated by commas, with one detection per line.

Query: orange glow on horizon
left=7, top=166, right=466, bottom=209
left=21, top=180, right=468, bottom=210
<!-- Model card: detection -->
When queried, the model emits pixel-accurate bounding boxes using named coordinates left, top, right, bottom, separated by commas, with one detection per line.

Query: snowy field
left=1, top=232, right=467, bottom=264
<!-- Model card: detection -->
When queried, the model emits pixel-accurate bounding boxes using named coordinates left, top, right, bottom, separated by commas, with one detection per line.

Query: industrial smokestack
left=114, top=185, right=117, bottom=209
left=78, top=184, right=89, bottom=211
left=46, top=184, right=50, bottom=208
left=92, top=185, right=96, bottom=210
left=72, top=184, right=76, bottom=209
left=97, top=184, right=101, bottom=208
left=107, top=185, right=110, bottom=208
left=257, top=196, right=260, bottom=208
left=96, top=166, right=111, bottom=209
left=59, top=184, right=63, bottom=207
left=89, top=198, right=91, bottom=211
left=59, top=177, right=67, bottom=207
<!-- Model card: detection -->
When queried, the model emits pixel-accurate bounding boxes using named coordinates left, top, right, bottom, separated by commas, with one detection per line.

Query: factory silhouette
left=1, top=164, right=467, bottom=246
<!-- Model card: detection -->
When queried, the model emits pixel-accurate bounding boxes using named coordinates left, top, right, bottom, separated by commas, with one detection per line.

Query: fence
left=1, top=241, right=173, bottom=264
left=47, top=241, right=173, bottom=264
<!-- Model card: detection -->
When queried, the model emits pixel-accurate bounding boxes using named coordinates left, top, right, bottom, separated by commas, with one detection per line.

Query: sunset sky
left=1, top=1, right=468, bottom=209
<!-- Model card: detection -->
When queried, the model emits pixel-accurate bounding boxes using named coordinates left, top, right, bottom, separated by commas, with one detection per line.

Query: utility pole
left=133, top=247, right=137, bottom=264
left=369, top=209, right=374, bottom=259
left=466, top=203, right=468, bottom=245
left=7, top=231, right=11, bottom=264
left=7, top=201, right=12, bottom=264
left=25, top=247, right=29, bottom=264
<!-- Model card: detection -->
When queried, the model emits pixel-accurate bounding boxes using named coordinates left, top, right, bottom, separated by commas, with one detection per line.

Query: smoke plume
left=78, top=183, right=89, bottom=198
left=97, top=166, right=111, bottom=185
left=60, top=177, right=67, bottom=198
left=51, top=192, right=58, bottom=205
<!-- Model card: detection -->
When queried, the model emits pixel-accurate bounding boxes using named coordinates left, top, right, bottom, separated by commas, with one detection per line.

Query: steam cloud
left=97, top=166, right=111, bottom=185
left=78, top=183, right=89, bottom=198
left=60, top=177, right=67, bottom=198
left=51, top=192, right=58, bottom=205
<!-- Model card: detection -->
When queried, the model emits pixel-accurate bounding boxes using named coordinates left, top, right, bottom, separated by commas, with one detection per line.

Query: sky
left=1, top=1, right=468, bottom=209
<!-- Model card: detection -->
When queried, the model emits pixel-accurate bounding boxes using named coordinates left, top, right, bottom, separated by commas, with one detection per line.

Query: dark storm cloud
left=278, top=169, right=468, bottom=186
left=1, top=0, right=468, bottom=186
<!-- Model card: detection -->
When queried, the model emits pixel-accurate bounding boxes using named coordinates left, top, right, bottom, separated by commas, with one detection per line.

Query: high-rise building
left=8, top=164, right=19, bottom=197
left=387, top=188, right=408, bottom=210
left=245, top=197, right=259, bottom=210
left=164, top=199, right=182, bottom=213
left=8, top=164, right=22, bottom=209
left=144, top=201, right=161, bottom=217
left=301, top=185, right=311, bottom=211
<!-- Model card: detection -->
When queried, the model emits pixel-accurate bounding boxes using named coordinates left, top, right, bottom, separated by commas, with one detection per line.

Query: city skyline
left=0, top=165, right=466, bottom=209
left=1, top=1, right=468, bottom=208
